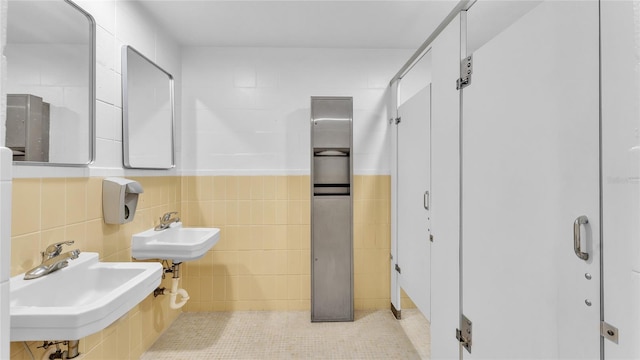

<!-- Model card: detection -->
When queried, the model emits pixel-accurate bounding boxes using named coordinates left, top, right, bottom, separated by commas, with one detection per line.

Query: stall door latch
left=456, top=314, right=473, bottom=353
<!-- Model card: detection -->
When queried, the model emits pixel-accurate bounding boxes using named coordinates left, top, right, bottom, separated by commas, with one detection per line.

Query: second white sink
left=131, top=222, right=220, bottom=262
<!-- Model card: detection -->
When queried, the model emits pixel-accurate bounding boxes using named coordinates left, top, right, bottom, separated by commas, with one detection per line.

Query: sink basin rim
left=11, top=254, right=154, bottom=308
left=10, top=252, right=162, bottom=341
left=131, top=223, right=220, bottom=262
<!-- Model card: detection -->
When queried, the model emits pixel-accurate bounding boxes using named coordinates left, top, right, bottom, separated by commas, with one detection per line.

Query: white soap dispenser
left=102, top=177, right=143, bottom=224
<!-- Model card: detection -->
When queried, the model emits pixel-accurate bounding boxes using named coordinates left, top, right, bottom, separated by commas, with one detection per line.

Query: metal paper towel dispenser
left=313, top=151, right=350, bottom=189
left=311, top=98, right=352, bottom=151
left=310, top=96, right=353, bottom=322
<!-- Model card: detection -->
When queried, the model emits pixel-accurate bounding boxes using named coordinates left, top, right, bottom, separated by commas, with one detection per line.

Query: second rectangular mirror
left=122, top=45, right=175, bottom=169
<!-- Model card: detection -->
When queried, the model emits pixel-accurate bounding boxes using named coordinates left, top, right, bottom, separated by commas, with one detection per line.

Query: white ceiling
left=136, top=1, right=460, bottom=49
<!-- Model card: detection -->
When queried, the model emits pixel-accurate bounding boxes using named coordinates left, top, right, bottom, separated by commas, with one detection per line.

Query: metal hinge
left=395, top=263, right=402, bottom=274
left=395, top=117, right=401, bottom=125
left=456, top=314, right=472, bottom=353
left=456, top=55, right=473, bottom=90
left=601, top=321, right=619, bottom=344
left=430, top=234, right=434, bottom=242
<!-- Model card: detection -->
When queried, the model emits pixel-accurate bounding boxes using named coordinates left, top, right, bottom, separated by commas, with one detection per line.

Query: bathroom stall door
left=461, top=1, right=600, bottom=359
left=397, top=85, right=431, bottom=319
left=601, top=2, right=640, bottom=358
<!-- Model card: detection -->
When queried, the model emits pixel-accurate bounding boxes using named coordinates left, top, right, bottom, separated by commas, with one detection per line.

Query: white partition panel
left=397, top=85, right=431, bottom=319
left=601, top=1, right=640, bottom=358
left=398, top=54, right=432, bottom=107
left=429, top=13, right=461, bottom=360
left=461, top=1, right=600, bottom=358
left=389, top=80, right=401, bottom=313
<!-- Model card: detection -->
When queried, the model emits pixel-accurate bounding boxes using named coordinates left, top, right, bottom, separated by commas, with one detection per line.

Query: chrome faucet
left=42, top=240, right=74, bottom=261
left=155, top=211, right=180, bottom=231
left=24, top=241, right=80, bottom=280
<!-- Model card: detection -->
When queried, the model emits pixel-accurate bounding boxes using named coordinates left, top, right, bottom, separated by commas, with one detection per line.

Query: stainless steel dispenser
left=310, top=96, right=353, bottom=322
left=6, top=94, right=50, bottom=162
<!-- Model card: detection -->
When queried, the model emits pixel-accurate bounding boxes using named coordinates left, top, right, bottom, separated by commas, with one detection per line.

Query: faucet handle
left=161, top=211, right=179, bottom=222
left=43, top=240, right=75, bottom=260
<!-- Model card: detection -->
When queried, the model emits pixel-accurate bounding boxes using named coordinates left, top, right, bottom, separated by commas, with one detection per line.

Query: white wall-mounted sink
left=131, top=222, right=220, bottom=262
left=10, top=252, right=161, bottom=341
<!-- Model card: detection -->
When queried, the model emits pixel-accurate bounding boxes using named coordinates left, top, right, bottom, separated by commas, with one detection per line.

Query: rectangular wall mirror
left=5, top=0, right=95, bottom=165
left=122, top=45, right=175, bottom=169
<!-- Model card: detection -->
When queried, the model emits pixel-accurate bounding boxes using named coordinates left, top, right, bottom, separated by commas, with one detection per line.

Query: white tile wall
left=96, top=99, right=115, bottom=142
left=181, top=47, right=411, bottom=175
left=96, top=26, right=115, bottom=70
left=115, top=1, right=155, bottom=60
left=9, top=0, right=182, bottom=178
left=76, top=0, right=115, bottom=35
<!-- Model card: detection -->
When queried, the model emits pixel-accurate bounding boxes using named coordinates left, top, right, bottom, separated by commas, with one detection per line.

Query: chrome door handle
left=573, top=215, right=589, bottom=261
left=424, top=191, right=429, bottom=210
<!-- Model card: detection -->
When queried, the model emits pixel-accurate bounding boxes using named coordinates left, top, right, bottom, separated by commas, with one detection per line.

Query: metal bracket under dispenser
left=102, top=177, right=143, bottom=224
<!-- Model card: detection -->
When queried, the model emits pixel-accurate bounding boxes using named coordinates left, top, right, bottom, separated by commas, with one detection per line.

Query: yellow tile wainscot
left=9, top=175, right=390, bottom=359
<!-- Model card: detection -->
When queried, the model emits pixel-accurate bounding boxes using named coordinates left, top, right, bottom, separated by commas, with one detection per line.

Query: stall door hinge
left=601, top=321, right=619, bottom=344
left=456, top=55, right=473, bottom=90
left=430, top=234, right=434, bottom=242
left=456, top=314, right=472, bottom=353
left=389, top=117, right=401, bottom=125
left=395, top=263, right=401, bottom=274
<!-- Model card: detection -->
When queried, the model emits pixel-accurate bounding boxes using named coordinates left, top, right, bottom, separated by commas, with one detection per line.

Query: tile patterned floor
left=141, top=310, right=430, bottom=359
left=398, top=309, right=430, bottom=359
